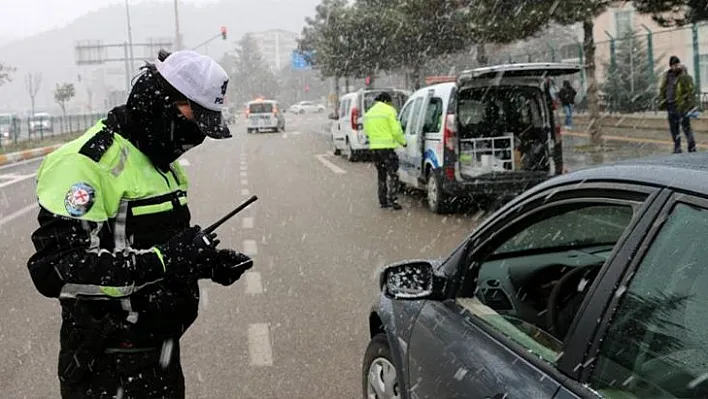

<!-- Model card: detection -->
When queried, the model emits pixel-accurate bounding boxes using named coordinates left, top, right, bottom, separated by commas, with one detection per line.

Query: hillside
left=0, top=0, right=317, bottom=114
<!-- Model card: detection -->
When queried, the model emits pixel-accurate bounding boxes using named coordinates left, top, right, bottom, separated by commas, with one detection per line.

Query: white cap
left=156, top=50, right=231, bottom=138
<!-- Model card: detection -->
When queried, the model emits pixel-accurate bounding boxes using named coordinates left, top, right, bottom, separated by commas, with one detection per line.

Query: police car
left=246, top=99, right=285, bottom=133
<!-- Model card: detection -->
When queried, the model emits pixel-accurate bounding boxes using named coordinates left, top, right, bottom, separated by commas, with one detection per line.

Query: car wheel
left=346, top=140, right=357, bottom=162
left=299, top=109, right=305, bottom=115
left=427, top=172, right=449, bottom=214
left=333, top=136, right=341, bottom=156
left=318, top=108, right=324, bottom=113
left=362, top=333, right=400, bottom=399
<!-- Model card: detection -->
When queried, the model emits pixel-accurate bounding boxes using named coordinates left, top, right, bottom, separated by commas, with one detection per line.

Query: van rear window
left=363, top=91, right=408, bottom=113
left=457, top=87, right=544, bottom=140
left=249, top=103, right=274, bottom=113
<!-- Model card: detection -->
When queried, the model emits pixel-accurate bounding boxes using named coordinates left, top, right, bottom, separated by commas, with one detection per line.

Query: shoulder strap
left=78, top=127, right=115, bottom=163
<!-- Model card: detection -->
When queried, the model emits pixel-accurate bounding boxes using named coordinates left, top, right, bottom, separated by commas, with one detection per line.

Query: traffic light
left=220, top=26, right=227, bottom=40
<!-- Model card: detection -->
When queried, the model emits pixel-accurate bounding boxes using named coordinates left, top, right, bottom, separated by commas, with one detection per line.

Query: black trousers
left=372, top=149, right=400, bottom=206
left=59, top=341, right=185, bottom=399
left=668, top=103, right=696, bottom=153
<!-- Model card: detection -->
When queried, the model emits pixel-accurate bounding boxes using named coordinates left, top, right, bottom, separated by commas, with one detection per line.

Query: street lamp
left=174, top=0, right=182, bottom=50
left=125, top=0, right=135, bottom=71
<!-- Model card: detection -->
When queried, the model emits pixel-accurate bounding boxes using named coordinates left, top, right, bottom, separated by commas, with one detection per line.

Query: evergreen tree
left=601, top=30, right=664, bottom=113
left=223, top=34, right=280, bottom=105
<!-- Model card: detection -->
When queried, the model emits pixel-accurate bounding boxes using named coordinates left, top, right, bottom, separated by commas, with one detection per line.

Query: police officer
left=363, top=92, right=407, bottom=210
left=27, top=50, right=254, bottom=398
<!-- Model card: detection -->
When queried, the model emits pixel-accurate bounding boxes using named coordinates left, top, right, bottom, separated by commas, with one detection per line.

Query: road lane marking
left=240, top=165, right=247, bottom=171
left=243, top=240, right=258, bottom=255
left=242, top=217, right=254, bottom=229
left=0, top=203, right=38, bottom=228
left=0, top=157, right=43, bottom=171
left=0, top=173, right=37, bottom=189
left=240, top=171, right=247, bottom=177
left=245, top=272, right=263, bottom=294
left=178, top=158, right=190, bottom=166
left=241, top=188, right=250, bottom=196
left=241, top=179, right=248, bottom=185
left=247, top=323, right=273, bottom=366
left=315, top=154, right=346, bottom=174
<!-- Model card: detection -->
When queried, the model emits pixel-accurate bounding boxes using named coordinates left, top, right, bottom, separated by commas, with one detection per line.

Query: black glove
left=156, top=225, right=220, bottom=280
left=208, top=249, right=254, bottom=286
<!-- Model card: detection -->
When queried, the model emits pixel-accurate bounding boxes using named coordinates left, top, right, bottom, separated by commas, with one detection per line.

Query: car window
left=422, top=98, right=443, bottom=133
left=398, top=101, right=414, bottom=133
left=495, top=205, right=633, bottom=255
left=339, top=99, right=350, bottom=118
left=406, top=98, right=424, bottom=135
left=457, top=201, right=638, bottom=365
left=589, top=202, right=708, bottom=398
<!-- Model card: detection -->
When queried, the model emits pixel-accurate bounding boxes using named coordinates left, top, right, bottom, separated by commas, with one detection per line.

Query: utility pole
left=174, top=0, right=182, bottom=50
left=125, top=0, right=135, bottom=71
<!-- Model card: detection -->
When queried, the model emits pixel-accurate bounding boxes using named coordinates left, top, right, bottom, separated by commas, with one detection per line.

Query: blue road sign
left=291, top=50, right=314, bottom=70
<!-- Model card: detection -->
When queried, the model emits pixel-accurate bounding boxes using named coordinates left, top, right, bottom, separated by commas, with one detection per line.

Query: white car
left=288, top=101, right=325, bottom=114
left=330, top=88, right=410, bottom=162
left=29, top=112, right=53, bottom=135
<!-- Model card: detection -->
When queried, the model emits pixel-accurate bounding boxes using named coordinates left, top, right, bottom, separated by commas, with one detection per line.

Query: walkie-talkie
left=195, top=195, right=259, bottom=248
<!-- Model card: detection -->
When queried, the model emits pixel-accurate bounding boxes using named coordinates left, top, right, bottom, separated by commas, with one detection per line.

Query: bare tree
left=0, top=63, right=16, bottom=86
left=54, top=83, right=76, bottom=120
left=25, top=72, right=42, bottom=116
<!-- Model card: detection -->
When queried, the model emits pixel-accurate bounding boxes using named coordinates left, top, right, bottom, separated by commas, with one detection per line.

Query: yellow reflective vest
left=363, top=101, right=406, bottom=150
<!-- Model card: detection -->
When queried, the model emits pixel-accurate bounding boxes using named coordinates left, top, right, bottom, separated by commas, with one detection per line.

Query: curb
left=0, top=144, right=64, bottom=168
left=563, top=131, right=708, bottom=150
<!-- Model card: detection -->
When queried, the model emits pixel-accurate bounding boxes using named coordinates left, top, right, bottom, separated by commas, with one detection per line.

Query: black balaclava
left=105, top=64, right=206, bottom=171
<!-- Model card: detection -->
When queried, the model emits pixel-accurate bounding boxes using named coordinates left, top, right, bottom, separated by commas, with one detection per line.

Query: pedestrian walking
left=559, top=80, right=577, bottom=129
left=363, top=92, right=407, bottom=210
left=27, top=50, right=254, bottom=398
left=659, top=56, right=698, bottom=153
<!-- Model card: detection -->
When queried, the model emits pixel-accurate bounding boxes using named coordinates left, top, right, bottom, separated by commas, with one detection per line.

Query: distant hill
left=0, top=0, right=317, bottom=114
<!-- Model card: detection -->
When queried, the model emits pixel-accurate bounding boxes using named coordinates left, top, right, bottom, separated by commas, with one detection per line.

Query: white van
left=395, top=63, right=581, bottom=213
left=329, top=88, right=410, bottom=161
left=246, top=99, right=285, bottom=133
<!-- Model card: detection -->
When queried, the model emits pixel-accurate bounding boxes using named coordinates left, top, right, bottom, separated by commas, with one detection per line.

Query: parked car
left=393, top=63, right=580, bottom=214
left=0, top=113, right=21, bottom=142
left=29, top=112, right=53, bottom=135
left=364, top=153, right=708, bottom=399
left=329, top=88, right=410, bottom=162
left=246, top=99, right=285, bottom=133
left=288, top=101, right=325, bottom=114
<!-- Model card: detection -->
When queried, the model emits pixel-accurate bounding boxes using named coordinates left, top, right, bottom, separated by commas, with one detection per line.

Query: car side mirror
left=379, top=260, right=444, bottom=300
left=329, top=112, right=339, bottom=120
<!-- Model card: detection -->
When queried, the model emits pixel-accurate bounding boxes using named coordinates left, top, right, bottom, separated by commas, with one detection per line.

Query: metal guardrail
left=0, top=113, right=104, bottom=147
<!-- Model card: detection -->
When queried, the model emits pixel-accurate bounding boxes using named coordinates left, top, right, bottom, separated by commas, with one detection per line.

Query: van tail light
left=443, top=114, right=456, bottom=151
left=351, top=107, right=359, bottom=130
left=445, top=167, right=455, bottom=180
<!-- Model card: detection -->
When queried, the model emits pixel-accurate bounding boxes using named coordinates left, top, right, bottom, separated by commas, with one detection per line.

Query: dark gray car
left=364, top=153, right=708, bottom=399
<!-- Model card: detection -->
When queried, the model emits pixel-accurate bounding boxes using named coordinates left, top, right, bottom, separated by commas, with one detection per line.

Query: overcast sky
left=0, top=0, right=217, bottom=39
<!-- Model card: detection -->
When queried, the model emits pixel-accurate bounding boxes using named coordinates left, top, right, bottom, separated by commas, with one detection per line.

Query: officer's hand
left=157, top=226, right=219, bottom=279
left=209, top=250, right=254, bottom=286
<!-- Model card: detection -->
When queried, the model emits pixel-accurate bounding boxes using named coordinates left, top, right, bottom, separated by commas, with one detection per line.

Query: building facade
left=248, top=29, right=299, bottom=72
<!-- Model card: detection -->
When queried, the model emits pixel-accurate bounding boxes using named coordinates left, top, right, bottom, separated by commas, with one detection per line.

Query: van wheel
left=427, top=173, right=449, bottom=214
left=346, top=141, right=357, bottom=162
left=333, top=136, right=341, bottom=156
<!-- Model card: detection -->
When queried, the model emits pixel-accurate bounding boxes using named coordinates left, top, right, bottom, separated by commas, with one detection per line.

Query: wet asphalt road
left=0, top=114, right=682, bottom=398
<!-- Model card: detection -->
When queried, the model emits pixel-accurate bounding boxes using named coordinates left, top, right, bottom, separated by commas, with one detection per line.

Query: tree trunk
left=476, top=43, right=488, bottom=66
left=583, top=18, right=602, bottom=148
left=333, top=76, right=340, bottom=108
left=411, top=66, right=422, bottom=90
